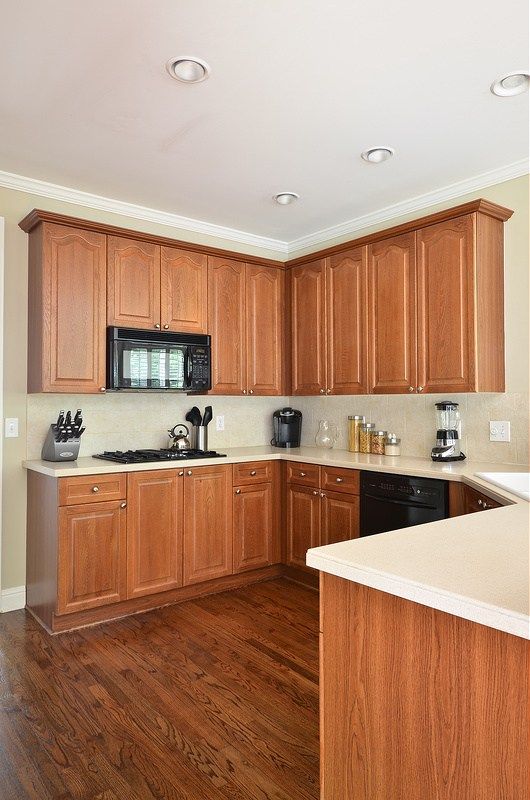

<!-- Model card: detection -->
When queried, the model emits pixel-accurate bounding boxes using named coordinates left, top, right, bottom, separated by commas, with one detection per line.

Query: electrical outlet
left=5, top=418, right=19, bottom=438
left=216, top=415, right=225, bottom=432
left=489, top=421, right=511, bottom=442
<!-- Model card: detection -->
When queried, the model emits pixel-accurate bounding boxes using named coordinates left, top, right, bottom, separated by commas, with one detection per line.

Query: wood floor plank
left=0, top=578, right=319, bottom=800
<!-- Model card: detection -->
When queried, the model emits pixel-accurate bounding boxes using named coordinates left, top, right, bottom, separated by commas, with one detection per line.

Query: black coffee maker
left=272, top=408, right=302, bottom=448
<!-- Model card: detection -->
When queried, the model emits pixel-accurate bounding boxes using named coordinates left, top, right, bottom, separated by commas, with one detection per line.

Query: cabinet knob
left=92, top=486, right=99, bottom=493
left=187, top=470, right=193, bottom=476
left=408, top=386, right=414, bottom=393
left=312, top=490, right=319, bottom=495
left=320, top=492, right=326, bottom=498
left=120, top=502, right=127, bottom=509
left=335, top=477, right=344, bottom=483
left=249, top=389, right=254, bottom=395
left=163, top=324, right=169, bottom=330
left=300, top=472, right=306, bottom=477
left=319, top=388, right=325, bottom=394
left=242, top=389, right=247, bottom=394
left=99, top=387, right=106, bottom=393
left=477, top=498, right=483, bottom=507
left=154, top=323, right=161, bottom=329
left=178, top=471, right=184, bottom=476
left=483, top=502, right=490, bottom=510
left=250, top=470, right=257, bottom=476
left=326, top=388, right=331, bottom=394
left=235, top=488, right=241, bottom=494
left=417, top=386, right=424, bottom=393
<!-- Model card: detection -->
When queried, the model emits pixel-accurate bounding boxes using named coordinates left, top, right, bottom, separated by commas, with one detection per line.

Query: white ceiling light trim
left=0, top=160, right=527, bottom=257
left=166, top=57, right=211, bottom=83
left=490, top=70, right=529, bottom=96
left=0, top=169, right=288, bottom=254
left=287, top=158, right=529, bottom=255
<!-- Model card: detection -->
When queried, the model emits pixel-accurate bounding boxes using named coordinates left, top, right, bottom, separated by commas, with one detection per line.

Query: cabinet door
left=321, top=490, right=359, bottom=546
left=208, top=257, right=246, bottom=394
left=32, top=223, right=106, bottom=393
left=368, top=233, right=417, bottom=393
left=160, top=246, right=208, bottom=333
left=183, top=465, right=233, bottom=585
left=107, top=236, right=161, bottom=329
left=233, top=483, right=273, bottom=572
left=57, top=500, right=126, bottom=614
left=416, top=215, right=475, bottom=393
left=127, top=471, right=182, bottom=599
left=246, top=265, right=284, bottom=395
left=291, top=260, right=327, bottom=395
left=286, top=484, right=321, bottom=570
left=327, top=247, right=368, bottom=394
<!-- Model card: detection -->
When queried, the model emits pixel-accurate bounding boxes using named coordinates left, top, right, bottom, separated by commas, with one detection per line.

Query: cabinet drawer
left=233, top=461, right=273, bottom=486
left=465, top=486, right=502, bottom=513
left=286, top=462, right=321, bottom=488
left=321, top=467, right=360, bottom=495
left=59, top=473, right=127, bottom=506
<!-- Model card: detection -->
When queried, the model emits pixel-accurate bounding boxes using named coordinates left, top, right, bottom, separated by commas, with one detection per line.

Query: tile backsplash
left=27, top=392, right=528, bottom=465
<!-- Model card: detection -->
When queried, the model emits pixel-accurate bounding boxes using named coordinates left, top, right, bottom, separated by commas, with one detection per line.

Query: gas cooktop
left=94, top=449, right=227, bottom=464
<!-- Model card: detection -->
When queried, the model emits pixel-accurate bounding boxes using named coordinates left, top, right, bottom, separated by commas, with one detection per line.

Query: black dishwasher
left=360, top=471, right=448, bottom=536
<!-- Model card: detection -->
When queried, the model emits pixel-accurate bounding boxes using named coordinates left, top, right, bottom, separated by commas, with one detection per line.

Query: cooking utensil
left=186, top=406, right=203, bottom=427
left=202, top=405, right=213, bottom=428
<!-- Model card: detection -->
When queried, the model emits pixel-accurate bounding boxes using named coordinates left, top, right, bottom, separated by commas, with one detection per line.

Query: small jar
left=371, top=430, right=387, bottom=455
left=385, top=434, right=401, bottom=456
left=359, top=422, right=376, bottom=454
left=348, top=415, right=365, bottom=453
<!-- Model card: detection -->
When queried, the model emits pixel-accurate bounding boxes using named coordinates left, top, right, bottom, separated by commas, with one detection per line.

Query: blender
left=431, top=401, right=466, bottom=462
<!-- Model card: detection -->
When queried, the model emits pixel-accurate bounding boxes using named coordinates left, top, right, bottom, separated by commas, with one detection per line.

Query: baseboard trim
left=1, top=585, right=26, bottom=612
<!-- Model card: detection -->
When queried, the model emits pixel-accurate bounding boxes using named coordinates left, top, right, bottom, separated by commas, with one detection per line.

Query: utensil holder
left=41, top=426, right=81, bottom=462
left=196, top=427, right=208, bottom=452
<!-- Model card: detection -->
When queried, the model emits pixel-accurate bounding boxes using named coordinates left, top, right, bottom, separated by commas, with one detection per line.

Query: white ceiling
left=0, top=1, right=528, bottom=246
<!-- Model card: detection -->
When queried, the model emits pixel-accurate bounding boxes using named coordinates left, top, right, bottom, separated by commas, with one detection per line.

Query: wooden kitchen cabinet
left=161, top=246, right=208, bottom=333
left=233, top=482, right=273, bottom=572
left=321, top=490, right=360, bottom=546
left=26, top=222, right=107, bottom=393
left=183, top=464, right=233, bottom=585
left=246, top=265, right=284, bottom=395
left=107, top=236, right=161, bottom=330
left=126, top=470, right=183, bottom=599
left=368, top=233, right=417, bottom=394
left=286, top=483, right=321, bottom=570
left=290, top=260, right=327, bottom=395
left=208, top=257, right=246, bottom=394
left=57, top=499, right=127, bottom=615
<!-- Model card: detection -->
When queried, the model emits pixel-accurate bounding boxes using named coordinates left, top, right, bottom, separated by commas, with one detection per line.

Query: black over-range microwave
left=107, top=327, right=211, bottom=391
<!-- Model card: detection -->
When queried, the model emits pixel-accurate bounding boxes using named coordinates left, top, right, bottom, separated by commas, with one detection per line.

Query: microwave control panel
left=190, top=347, right=211, bottom=389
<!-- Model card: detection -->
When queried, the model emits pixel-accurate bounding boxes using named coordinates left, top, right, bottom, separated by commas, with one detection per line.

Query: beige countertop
left=23, top=446, right=529, bottom=638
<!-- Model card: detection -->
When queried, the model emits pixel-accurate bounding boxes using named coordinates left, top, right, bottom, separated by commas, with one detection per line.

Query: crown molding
left=0, top=169, right=289, bottom=255
left=1, top=159, right=528, bottom=259
left=286, top=158, right=529, bottom=256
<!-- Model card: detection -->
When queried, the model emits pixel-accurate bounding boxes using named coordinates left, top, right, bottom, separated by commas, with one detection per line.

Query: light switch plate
left=5, top=418, right=19, bottom=438
left=216, top=415, right=225, bottom=432
left=489, top=421, right=511, bottom=442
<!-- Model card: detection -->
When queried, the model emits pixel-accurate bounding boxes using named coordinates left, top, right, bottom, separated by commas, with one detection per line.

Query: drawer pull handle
left=92, top=486, right=99, bottom=493
left=250, top=470, right=257, bottom=476
left=235, top=489, right=241, bottom=494
left=335, top=477, right=344, bottom=483
left=120, top=502, right=127, bottom=509
left=300, top=471, right=307, bottom=477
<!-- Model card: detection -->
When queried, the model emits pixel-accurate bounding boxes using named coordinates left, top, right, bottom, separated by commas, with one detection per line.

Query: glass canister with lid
left=359, top=422, right=376, bottom=454
left=371, top=430, right=387, bottom=455
left=348, top=415, right=365, bottom=452
left=384, top=433, right=401, bottom=456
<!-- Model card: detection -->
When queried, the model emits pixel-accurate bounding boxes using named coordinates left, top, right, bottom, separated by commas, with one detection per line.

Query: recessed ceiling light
left=361, top=147, right=395, bottom=164
left=166, top=57, right=210, bottom=83
left=274, top=192, right=300, bottom=205
left=490, top=70, right=529, bottom=96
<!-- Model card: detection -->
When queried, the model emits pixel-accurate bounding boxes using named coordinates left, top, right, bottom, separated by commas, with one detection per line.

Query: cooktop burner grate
left=93, top=449, right=227, bottom=464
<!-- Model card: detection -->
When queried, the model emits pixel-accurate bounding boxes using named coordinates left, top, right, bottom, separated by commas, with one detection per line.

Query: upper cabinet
left=27, top=222, right=107, bottom=393
left=209, top=258, right=284, bottom=395
left=107, top=236, right=160, bottom=329
left=161, top=246, right=208, bottom=333
left=291, top=253, right=368, bottom=395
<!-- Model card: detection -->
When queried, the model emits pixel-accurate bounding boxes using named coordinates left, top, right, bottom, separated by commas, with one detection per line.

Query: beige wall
left=2, top=174, right=529, bottom=591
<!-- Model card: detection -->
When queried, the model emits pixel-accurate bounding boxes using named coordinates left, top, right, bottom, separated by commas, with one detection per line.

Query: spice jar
left=348, top=415, right=365, bottom=453
left=384, top=434, right=401, bottom=456
left=359, top=422, right=376, bottom=454
left=371, top=430, right=387, bottom=455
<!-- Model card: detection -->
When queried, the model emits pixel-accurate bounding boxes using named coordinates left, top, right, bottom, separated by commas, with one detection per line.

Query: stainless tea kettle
left=168, top=423, right=192, bottom=451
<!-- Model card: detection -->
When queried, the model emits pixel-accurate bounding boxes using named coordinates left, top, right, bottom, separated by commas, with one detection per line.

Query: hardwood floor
left=0, top=578, right=319, bottom=800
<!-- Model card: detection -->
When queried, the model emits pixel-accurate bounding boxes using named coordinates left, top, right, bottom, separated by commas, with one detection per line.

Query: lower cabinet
left=183, top=465, right=233, bottom=586
left=127, top=470, right=183, bottom=598
left=321, top=490, right=360, bottom=545
left=57, top=500, right=127, bottom=614
left=286, top=484, right=321, bottom=571
left=233, top=482, right=273, bottom=572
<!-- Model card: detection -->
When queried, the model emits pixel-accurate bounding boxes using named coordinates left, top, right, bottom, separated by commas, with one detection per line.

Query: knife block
left=41, top=426, right=81, bottom=462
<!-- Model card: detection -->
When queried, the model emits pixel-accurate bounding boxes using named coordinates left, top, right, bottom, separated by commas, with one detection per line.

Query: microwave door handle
left=185, top=349, right=193, bottom=388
